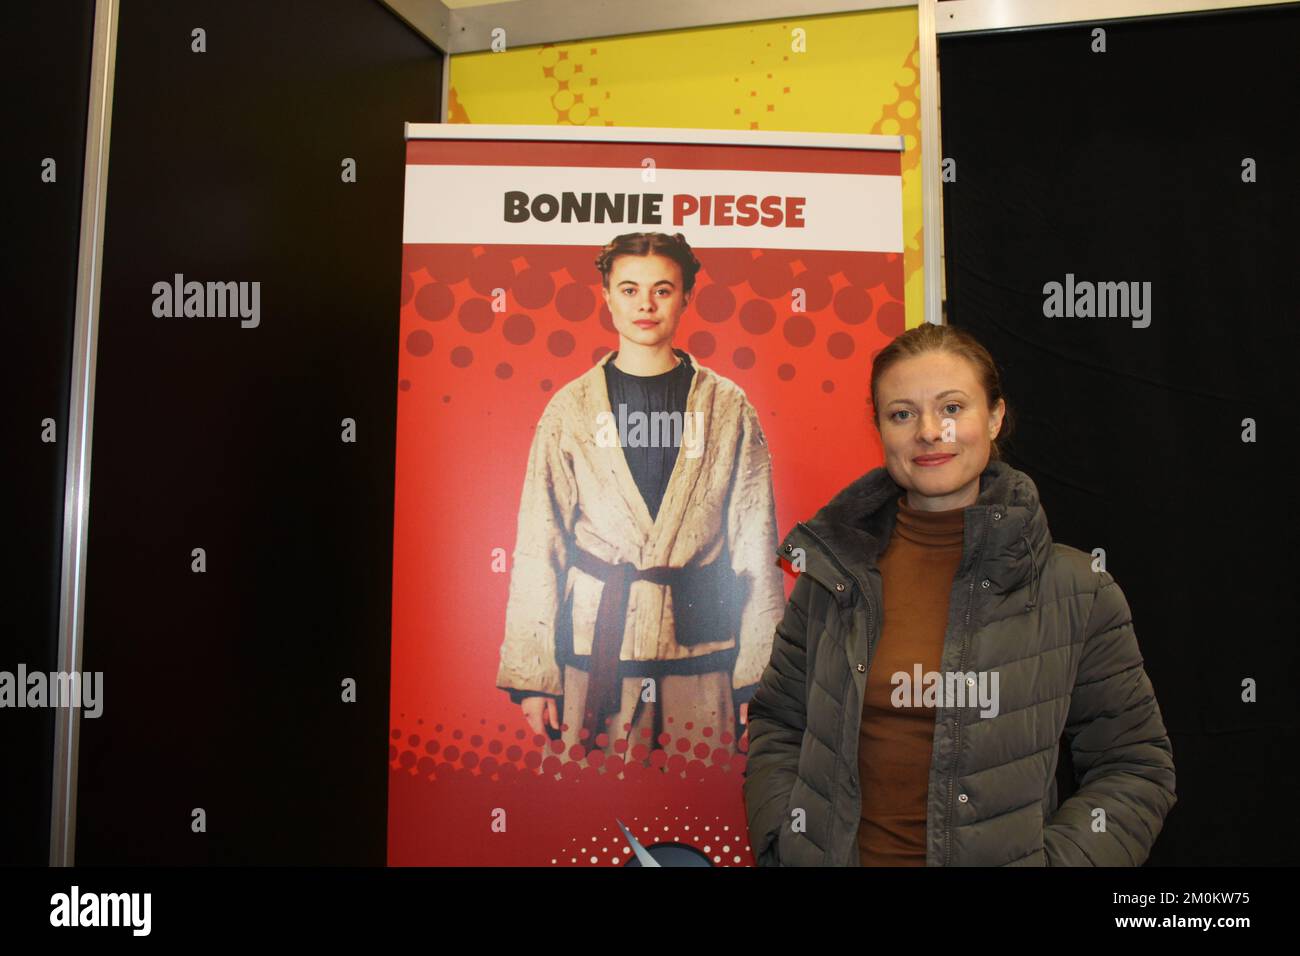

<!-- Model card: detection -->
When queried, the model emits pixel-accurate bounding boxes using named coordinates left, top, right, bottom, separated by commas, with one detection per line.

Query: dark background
left=2, top=0, right=442, bottom=865
left=5, top=0, right=1296, bottom=867
left=1, top=0, right=97, bottom=868
left=940, top=4, right=1300, bottom=864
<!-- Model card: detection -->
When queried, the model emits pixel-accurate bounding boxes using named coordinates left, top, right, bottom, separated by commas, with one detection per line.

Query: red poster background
left=390, top=144, right=903, bottom=867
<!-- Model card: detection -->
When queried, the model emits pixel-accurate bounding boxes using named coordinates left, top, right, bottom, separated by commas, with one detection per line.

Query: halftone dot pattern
left=556, top=282, right=596, bottom=321
left=467, top=250, right=515, bottom=297
left=693, top=283, right=736, bottom=323
left=401, top=243, right=901, bottom=393
left=389, top=719, right=762, bottom=866
left=556, top=813, right=751, bottom=867
left=738, top=298, right=776, bottom=335
left=843, top=249, right=894, bottom=293
left=793, top=270, right=834, bottom=312
left=547, top=329, right=576, bottom=357
left=502, top=313, right=534, bottom=344
left=513, top=267, right=555, bottom=308
left=540, top=46, right=600, bottom=126
left=700, top=248, right=752, bottom=285
left=827, top=330, right=855, bottom=359
left=870, top=38, right=927, bottom=294
left=391, top=241, right=903, bottom=863
left=782, top=315, right=815, bottom=347
left=877, top=300, right=906, bottom=337
left=747, top=252, right=794, bottom=299
left=687, top=330, right=716, bottom=358
left=414, top=281, right=453, bottom=323
left=391, top=717, right=748, bottom=780
left=406, top=330, right=432, bottom=357
left=458, top=297, right=494, bottom=334
left=833, top=286, right=872, bottom=326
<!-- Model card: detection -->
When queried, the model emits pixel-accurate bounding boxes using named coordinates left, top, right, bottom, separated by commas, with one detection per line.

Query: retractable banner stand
left=390, top=124, right=904, bottom=866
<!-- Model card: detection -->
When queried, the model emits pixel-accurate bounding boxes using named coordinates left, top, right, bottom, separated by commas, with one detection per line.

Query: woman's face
left=600, top=253, right=690, bottom=349
left=875, top=350, right=1005, bottom=512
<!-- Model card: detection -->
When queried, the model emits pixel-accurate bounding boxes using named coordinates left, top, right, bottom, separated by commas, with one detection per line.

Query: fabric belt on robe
left=570, top=545, right=737, bottom=749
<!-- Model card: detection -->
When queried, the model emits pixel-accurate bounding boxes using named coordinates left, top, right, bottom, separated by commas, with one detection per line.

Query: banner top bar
left=404, top=122, right=904, bottom=152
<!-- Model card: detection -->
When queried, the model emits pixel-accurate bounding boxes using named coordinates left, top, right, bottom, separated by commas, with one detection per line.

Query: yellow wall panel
left=450, top=9, right=925, bottom=328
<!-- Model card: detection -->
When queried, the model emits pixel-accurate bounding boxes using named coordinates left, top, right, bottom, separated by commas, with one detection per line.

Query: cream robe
left=496, top=349, right=785, bottom=699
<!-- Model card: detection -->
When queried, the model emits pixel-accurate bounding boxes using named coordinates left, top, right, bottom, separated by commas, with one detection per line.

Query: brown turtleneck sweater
left=857, top=493, right=966, bottom=866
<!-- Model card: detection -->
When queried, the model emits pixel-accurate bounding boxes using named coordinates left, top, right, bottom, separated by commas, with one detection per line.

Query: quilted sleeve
left=1044, top=572, right=1177, bottom=865
left=743, top=569, right=813, bottom=867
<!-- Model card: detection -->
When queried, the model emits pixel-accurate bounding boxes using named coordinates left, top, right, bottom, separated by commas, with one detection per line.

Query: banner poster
left=390, top=124, right=905, bottom=866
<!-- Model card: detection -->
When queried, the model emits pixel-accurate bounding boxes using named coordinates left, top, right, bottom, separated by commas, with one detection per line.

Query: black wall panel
left=1, top=1, right=97, bottom=867
left=73, top=0, right=441, bottom=863
left=939, top=6, right=1300, bottom=864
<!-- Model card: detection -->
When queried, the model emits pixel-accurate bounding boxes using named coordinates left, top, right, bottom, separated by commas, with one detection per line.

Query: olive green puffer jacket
left=743, top=459, right=1176, bottom=865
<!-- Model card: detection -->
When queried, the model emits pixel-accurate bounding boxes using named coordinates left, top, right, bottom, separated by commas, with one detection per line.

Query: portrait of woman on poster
left=743, top=323, right=1176, bottom=865
left=495, top=231, right=786, bottom=768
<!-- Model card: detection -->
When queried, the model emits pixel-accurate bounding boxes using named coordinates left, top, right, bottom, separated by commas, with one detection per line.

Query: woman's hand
left=738, top=702, right=749, bottom=748
left=521, top=696, right=560, bottom=736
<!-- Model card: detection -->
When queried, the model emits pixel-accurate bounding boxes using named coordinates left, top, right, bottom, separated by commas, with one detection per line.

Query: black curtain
left=0, top=0, right=97, bottom=867
left=939, top=5, right=1300, bottom=864
left=71, top=0, right=441, bottom=864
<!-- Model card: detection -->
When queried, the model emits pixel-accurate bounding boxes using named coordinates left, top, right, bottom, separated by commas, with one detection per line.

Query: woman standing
left=743, top=323, right=1176, bottom=865
left=496, top=232, right=785, bottom=770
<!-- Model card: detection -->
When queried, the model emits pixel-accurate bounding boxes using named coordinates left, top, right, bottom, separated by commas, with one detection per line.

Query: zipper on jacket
left=942, top=508, right=990, bottom=866
left=796, top=520, right=877, bottom=865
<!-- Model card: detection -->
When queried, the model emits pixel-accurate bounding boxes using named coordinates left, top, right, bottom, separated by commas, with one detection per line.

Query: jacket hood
left=787, top=458, right=1052, bottom=611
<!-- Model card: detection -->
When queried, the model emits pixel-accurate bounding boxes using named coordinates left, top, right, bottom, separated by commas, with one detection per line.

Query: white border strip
left=443, top=0, right=915, bottom=54
left=405, top=122, right=904, bottom=151
left=936, top=0, right=1296, bottom=34
left=440, top=50, right=450, bottom=123
left=918, top=0, right=943, bottom=325
left=51, top=0, right=119, bottom=868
